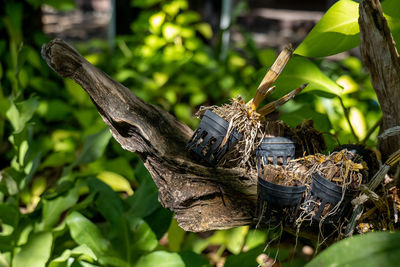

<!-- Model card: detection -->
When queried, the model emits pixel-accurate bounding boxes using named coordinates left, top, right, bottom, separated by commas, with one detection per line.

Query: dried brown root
left=196, top=96, right=264, bottom=168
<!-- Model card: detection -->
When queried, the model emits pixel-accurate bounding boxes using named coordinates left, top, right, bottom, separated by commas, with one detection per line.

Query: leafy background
left=0, top=0, right=399, bottom=266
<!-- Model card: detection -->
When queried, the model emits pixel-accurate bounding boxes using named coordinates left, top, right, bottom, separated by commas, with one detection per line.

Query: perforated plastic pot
left=257, top=178, right=306, bottom=225
left=186, top=110, right=242, bottom=167
left=302, top=172, right=358, bottom=224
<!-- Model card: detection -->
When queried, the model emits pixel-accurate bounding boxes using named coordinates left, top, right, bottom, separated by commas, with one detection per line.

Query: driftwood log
left=41, top=0, right=398, bottom=236
left=41, top=39, right=258, bottom=232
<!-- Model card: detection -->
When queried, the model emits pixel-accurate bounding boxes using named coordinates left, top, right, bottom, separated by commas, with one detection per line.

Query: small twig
left=258, top=83, right=308, bottom=117
left=345, top=149, right=400, bottom=236
left=359, top=117, right=382, bottom=145
left=250, top=44, right=293, bottom=111
left=338, top=96, right=359, bottom=143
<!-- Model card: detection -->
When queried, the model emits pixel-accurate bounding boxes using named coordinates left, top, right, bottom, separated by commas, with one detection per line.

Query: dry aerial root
left=196, top=96, right=264, bottom=169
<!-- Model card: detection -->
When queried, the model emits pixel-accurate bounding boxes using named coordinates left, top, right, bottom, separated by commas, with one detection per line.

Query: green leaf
left=96, top=171, right=133, bottom=195
left=307, top=231, right=400, bottom=267
left=127, top=162, right=160, bottom=218
left=275, top=56, right=343, bottom=97
left=40, top=187, right=79, bottom=230
left=295, top=0, right=360, bottom=57
left=132, top=0, right=162, bottom=8
left=87, top=177, right=123, bottom=226
left=43, top=0, right=76, bottom=11
left=6, top=98, right=39, bottom=132
left=49, top=244, right=97, bottom=267
left=12, top=232, right=53, bottom=267
left=179, top=251, right=209, bottom=267
left=73, top=128, right=112, bottom=166
left=0, top=252, right=10, bottom=267
left=127, top=217, right=158, bottom=253
left=208, top=226, right=249, bottom=255
left=134, top=251, right=185, bottom=267
left=0, top=204, right=19, bottom=236
left=143, top=206, right=173, bottom=240
left=66, top=211, right=110, bottom=256
left=167, top=219, right=185, bottom=252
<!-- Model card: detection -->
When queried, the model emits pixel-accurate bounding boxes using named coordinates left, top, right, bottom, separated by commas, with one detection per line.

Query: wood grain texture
left=359, top=0, right=400, bottom=161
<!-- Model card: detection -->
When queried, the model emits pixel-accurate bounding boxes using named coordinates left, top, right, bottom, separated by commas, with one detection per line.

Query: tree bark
left=359, top=0, right=400, bottom=161
left=41, top=39, right=257, bottom=232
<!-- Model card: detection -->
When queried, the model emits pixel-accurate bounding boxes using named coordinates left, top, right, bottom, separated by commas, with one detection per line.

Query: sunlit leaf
left=195, top=23, right=213, bottom=39
left=149, top=12, right=165, bottom=33
left=295, top=0, right=360, bottom=57
left=12, top=232, right=53, bottom=267
left=177, top=11, right=200, bottom=25
left=307, top=231, right=400, bottom=266
left=350, top=107, right=366, bottom=139
left=168, top=219, right=185, bottom=252
left=49, top=244, right=97, bottom=267
left=162, top=0, right=188, bottom=16
left=66, top=211, right=110, bottom=256
left=134, top=251, right=185, bottom=267
left=208, top=226, right=249, bottom=255
left=337, top=75, right=358, bottom=95
left=162, top=23, right=180, bottom=41
left=275, top=56, right=343, bottom=98
left=6, top=98, right=39, bottom=132
left=96, top=171, right=133, bottom=195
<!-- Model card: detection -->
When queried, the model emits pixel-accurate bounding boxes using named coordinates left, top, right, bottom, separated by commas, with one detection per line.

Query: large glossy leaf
left=134, top=251, right=185, bottom=267
left=274, top=56, right=343, bottom=98
left=307, top=231, right=400, bottom=266
left=12, top=232, right=53, bottom=267
left=66, top=211, right=110, bottom=256
left=295, top=0, right=360, bottom=57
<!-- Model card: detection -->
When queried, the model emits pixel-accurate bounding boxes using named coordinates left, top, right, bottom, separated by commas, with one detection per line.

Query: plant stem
left=338, top=96, right=359, bottom=143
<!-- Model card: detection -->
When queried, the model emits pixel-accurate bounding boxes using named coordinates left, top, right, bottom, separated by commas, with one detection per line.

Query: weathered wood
left=41, top=38, right=257, bottom=232
left=359, top=0, right=400, bottom=161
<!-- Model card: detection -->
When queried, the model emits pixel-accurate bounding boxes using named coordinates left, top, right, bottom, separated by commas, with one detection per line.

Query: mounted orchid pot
left=256, top=136, right=305, bottom=225
left=302, top=172, right=358, bottom=225
left=186, top=110, right=242, bottom=167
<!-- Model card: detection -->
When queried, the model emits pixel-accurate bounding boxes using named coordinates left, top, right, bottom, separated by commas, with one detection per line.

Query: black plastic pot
left=186, top=110, right=242, bottom=167
left=256, top=137, right=295, bottom=175
left=302, top=172, right=358, bottom=224
left=257, top=178, right=306, bottom=225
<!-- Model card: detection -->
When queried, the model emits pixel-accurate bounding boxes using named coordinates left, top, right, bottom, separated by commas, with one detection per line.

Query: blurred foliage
left=0, top=0, right=396, bottom=266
